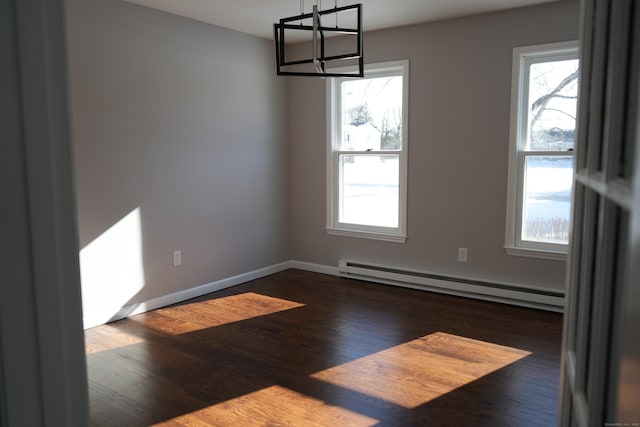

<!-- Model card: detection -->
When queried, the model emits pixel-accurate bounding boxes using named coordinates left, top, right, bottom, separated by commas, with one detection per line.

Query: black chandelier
left=274, top=1, right=363, bottom=77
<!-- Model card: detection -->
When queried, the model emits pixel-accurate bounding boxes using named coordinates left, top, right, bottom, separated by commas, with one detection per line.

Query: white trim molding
left=288, top=260, right=340, bottom=276
left=83, top=262, right=291, bottom=328
left=505, top=245, right=568, bottom=261
left=505, top=40, right=579, bottom=260
left=326, top=60, right=409, bottom=243
left=85, top=258, right=565, bottom=329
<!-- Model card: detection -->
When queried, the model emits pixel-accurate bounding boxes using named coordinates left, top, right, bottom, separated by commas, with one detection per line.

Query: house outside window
left=505, top=41, right=579, bottom=259
left=326, top=60, right=409, bottom=242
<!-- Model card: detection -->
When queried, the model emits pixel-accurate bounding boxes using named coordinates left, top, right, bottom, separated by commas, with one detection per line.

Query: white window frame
left=505, top=41, right=579, bottom=260
left=326, top=60, right=409, bottom=243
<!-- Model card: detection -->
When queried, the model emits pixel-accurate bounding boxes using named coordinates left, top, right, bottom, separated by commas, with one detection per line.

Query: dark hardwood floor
left=85, top=269, right=563, bottom=426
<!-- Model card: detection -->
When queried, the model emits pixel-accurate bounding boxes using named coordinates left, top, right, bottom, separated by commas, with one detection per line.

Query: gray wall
left=288, top=0, right=581, bottom=290
left=66, top=0, right=580, bottom=323
left=65, top=0, right=289, bottom=322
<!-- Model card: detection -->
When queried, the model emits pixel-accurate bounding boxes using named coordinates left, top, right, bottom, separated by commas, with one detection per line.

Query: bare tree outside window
left=522, top=58, right=579, bottom=244
left=337, top=73, right=404, bottom=228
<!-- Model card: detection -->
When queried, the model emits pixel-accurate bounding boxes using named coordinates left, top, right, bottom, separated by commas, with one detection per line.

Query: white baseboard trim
left=83, top=261, right=291, bottom=329
left=287, top=260, right=564, bottom=312
left=288, top=260, right=340, bottom=276
left=84, top=259, right=564, bottom=329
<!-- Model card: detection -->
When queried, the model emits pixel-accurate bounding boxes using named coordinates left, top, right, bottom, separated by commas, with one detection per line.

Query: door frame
left=0, top=0, right=88, bottom=425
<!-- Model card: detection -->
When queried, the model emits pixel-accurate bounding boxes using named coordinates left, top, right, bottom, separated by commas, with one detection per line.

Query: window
left=505, top=41, right=579, bottom=259
left=326, top=60, right=408, bottom=242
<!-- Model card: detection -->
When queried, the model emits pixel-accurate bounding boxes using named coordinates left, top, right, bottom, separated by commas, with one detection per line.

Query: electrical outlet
left=172, top=250, right=182, bottom=267
left=458, top=247, right=468, bottom=263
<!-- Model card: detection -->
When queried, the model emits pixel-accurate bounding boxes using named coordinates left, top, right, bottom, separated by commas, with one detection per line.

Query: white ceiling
left=123, top=0, right=564, bottom=42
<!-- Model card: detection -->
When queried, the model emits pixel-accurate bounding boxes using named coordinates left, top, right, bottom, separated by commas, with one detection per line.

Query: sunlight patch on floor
left=86, top=293, right=304, bottom=353
left=156, top=385, right=378, bottom=427
left=84, top=324, right=147, bottom=355
left=137, top=292, right=305, bottom=335
left=311, top=332, right=532, bottom=409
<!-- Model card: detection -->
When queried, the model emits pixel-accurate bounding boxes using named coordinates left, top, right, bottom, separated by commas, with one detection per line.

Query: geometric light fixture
left=274, top=1, right=363, bottom=77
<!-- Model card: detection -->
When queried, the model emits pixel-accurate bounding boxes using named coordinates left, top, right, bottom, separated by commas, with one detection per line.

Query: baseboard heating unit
left=338, top=259, right=564, bottom=312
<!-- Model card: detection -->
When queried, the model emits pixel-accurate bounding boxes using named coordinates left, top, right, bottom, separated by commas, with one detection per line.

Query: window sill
left=505, top=245, right=567, bottom=261
left=326, top=227, right=407, bottom=243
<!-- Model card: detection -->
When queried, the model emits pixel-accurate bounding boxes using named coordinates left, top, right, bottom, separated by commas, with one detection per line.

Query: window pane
left=522, top=156, right=573, bottom=244
left=339, top=154, right=399, bottom=227
left=340, top=76, right=403, bottom=151
left=528, top=59, right=579, bottom=151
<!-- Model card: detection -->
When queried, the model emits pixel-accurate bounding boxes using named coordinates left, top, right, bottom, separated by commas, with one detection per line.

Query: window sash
left=519, top=53, right=579, bottom=153
left=326, top=60, right=408, bottom=243
left=335, top=151, right=401, bottom=231
left=505, top=41, right=578, bottom=259
left=515, top=151, right=574, bottom=252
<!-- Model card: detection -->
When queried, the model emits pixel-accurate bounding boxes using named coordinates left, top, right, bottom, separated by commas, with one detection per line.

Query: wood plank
left=86, top=269, right=563, bottom=426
